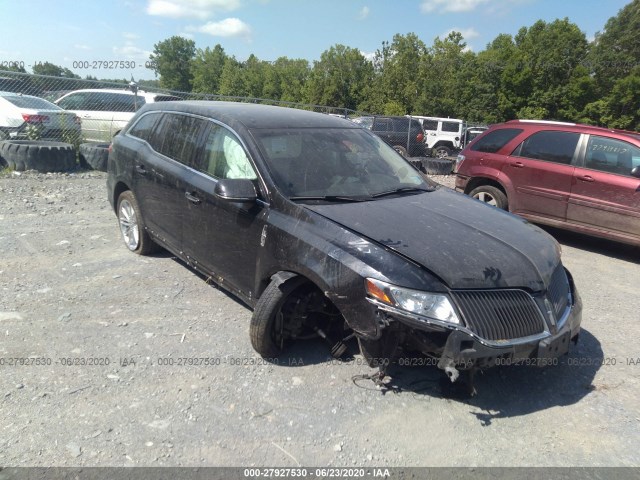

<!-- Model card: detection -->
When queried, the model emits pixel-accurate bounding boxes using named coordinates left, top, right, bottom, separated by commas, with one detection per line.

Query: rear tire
left=433, top=145, right=452, bottom=158
left=116, top=190, right=160, bottom=255
left=469, top=185, right=508, bottom=210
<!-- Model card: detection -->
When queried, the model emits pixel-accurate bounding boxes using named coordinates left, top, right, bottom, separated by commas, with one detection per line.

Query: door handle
left=135, top=165, right=146, bottom=175
left=185, top=191, right=201, bottom=205
left=577, top=175, right=595, bottom=183
left=510, top=162, right=524, bottom=168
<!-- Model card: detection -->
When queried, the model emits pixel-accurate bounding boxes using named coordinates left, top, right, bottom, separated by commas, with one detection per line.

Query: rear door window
left=584, top=135, right=640, bottom=176
left=153, top=113, right=207, bottom=168
left=514, top=131, right=580, bottom=165
left=470, top=128, right=523, bottom=153
left=421, top=120, right=438, bottom=131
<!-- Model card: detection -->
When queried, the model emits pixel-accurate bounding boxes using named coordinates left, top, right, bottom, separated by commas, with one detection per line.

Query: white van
left=55, top=89, right=181, bottom=142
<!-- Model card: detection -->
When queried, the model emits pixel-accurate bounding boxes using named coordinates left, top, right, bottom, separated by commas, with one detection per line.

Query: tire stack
left=409, top=157, right=454, bottom=175
left=79, top=142, right=110, bottom=172
left=0, top=141, right=76, bottom=172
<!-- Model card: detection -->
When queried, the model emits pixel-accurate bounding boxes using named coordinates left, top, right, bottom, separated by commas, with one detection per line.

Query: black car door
left=133, top=112, right=207, bottom=254
left=181, top=121, right=267, bottom=300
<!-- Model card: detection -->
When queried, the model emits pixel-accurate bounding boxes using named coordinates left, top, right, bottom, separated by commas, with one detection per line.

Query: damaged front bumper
left=367, top=282, right=582, bottom=381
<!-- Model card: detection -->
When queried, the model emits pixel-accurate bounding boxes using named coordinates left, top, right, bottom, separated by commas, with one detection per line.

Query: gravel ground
left=1, top=169, right=639, bottom=467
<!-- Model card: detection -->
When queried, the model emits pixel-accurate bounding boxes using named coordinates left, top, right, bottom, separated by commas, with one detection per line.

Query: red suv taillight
left=416, top=133, right=424, bottom=143
left=22, top=114, right=49, bottom=124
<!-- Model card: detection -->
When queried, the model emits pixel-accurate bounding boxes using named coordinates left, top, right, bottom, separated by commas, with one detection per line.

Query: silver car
left=55, top=88, right=181, bottom=142
left=0, top=91, right=81, bottom=141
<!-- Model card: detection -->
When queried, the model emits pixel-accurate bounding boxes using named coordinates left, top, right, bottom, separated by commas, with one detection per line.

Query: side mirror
left=631, top=166, right=640, bottom=178
left=214, top=178, right=257, bottom=203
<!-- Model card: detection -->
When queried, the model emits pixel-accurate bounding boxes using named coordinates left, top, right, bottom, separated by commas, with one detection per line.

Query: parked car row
left=0, top=87, right=181, bottom=142
left=350, top=114, right=487, bottom=159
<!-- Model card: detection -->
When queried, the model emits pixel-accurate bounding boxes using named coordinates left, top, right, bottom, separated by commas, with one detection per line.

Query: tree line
left=2, top=1, right=638, bottom=130
left=147, top=0, right=640, bottom=130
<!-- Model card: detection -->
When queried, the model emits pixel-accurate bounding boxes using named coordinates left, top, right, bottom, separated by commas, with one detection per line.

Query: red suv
left=455, top=120, right=640, bottom=247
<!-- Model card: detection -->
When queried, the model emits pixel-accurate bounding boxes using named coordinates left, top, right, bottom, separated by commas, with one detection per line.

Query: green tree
left=32, top=61, right=79, bottom=78
left=510, top=19, right=591, bottom=120
left=305, top=44, right=373, bottom=110
left=420, top=31, right=474, bottom=117
left=369, top=34, right=428, bottom=114
left=218, top=56, right=246, bottom=97
left=148, top=36, right=196, bottom=91
left=264, top=57, right=310, bottom=103
left=1, top=63, right=27, bottom=73
left=191, top=44, right=227, bottom=94
left=243, top=54, right=266, bottom=98
left=590, top=0, right=640, bottom=91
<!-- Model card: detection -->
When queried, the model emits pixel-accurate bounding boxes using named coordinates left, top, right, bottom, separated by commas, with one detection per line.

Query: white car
left=55, top=88, right=181, bottom=142
left=411, top=116, right=465, bottom=158
left=0, top=91, right=81, bottom=141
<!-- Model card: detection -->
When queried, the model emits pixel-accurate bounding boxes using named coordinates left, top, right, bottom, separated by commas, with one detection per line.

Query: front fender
left=255, top=206, right=442, bottom=339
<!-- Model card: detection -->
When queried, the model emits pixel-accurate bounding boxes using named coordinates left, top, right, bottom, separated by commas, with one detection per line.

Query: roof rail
left=508, top=119, right=576, bottom=126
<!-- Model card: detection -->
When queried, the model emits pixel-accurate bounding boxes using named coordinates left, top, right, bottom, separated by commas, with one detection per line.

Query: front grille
left=548, top=264, right=570, bottom=319
left=451, top=289, right=545, bottom=341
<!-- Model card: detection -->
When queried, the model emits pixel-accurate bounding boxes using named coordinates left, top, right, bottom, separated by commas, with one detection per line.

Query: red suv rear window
left=471, top=128, right=523, bottom=153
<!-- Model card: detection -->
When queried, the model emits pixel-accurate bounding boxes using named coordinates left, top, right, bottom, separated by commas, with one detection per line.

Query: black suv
left=107, top=102, right=581, bottom=390
left=370, top=116, right=426, bottom=157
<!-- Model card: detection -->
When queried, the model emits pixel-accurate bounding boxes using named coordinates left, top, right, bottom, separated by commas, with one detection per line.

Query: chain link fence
left=0, top=70, right=361, bottom=145
left=0, top=70, right=481, bottom=175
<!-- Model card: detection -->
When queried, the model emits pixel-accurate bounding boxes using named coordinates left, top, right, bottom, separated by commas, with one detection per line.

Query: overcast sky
left=0, top=0, right=633, bottom=80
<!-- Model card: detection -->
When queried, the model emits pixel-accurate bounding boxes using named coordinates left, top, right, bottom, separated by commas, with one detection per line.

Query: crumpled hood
left=305, top=188, right=559, bottom=290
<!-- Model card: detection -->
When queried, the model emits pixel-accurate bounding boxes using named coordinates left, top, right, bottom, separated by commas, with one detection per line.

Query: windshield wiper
left=371, top=186, right=434, bottom=198
left=289, top=195, right=368, bottom=203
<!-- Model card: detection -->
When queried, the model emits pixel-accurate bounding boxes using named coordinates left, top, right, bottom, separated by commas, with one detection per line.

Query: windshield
left=252, top=127, right=429, bottom=199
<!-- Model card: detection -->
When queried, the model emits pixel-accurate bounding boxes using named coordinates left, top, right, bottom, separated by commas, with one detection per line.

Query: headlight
left=365, top=278, right=460, bottom=325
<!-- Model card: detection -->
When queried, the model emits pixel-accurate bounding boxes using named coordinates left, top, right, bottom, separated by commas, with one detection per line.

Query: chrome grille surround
left=450, top=289, right=547, bottom=342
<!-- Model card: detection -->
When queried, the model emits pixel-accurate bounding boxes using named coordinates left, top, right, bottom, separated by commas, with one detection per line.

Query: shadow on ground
left=540, top=226, right=639, bottom=264
left=372, top=328, right=603, bottom=425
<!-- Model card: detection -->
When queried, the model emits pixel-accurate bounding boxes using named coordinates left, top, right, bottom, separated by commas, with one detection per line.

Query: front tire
left=250, top=275, right=307, bottom=358
left=116, top=191, right=159, bottom=255
left=469, top=185, right=508, bottom=210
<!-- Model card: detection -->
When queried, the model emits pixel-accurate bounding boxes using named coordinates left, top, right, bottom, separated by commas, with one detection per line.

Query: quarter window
left=584, top=135, right=640, bottom=176
left=442, top=121, right=461, bottom=133
left=514, top=131, right=580, bottom=165
left=128, top=112, right=161, bottom=142
left=471, top=128, right=523, bottom=153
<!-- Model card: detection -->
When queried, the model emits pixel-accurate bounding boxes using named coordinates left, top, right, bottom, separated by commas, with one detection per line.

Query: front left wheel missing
left=250, top=275, right=348, bottom=358
left=116, top=191, right=159, bottom=255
